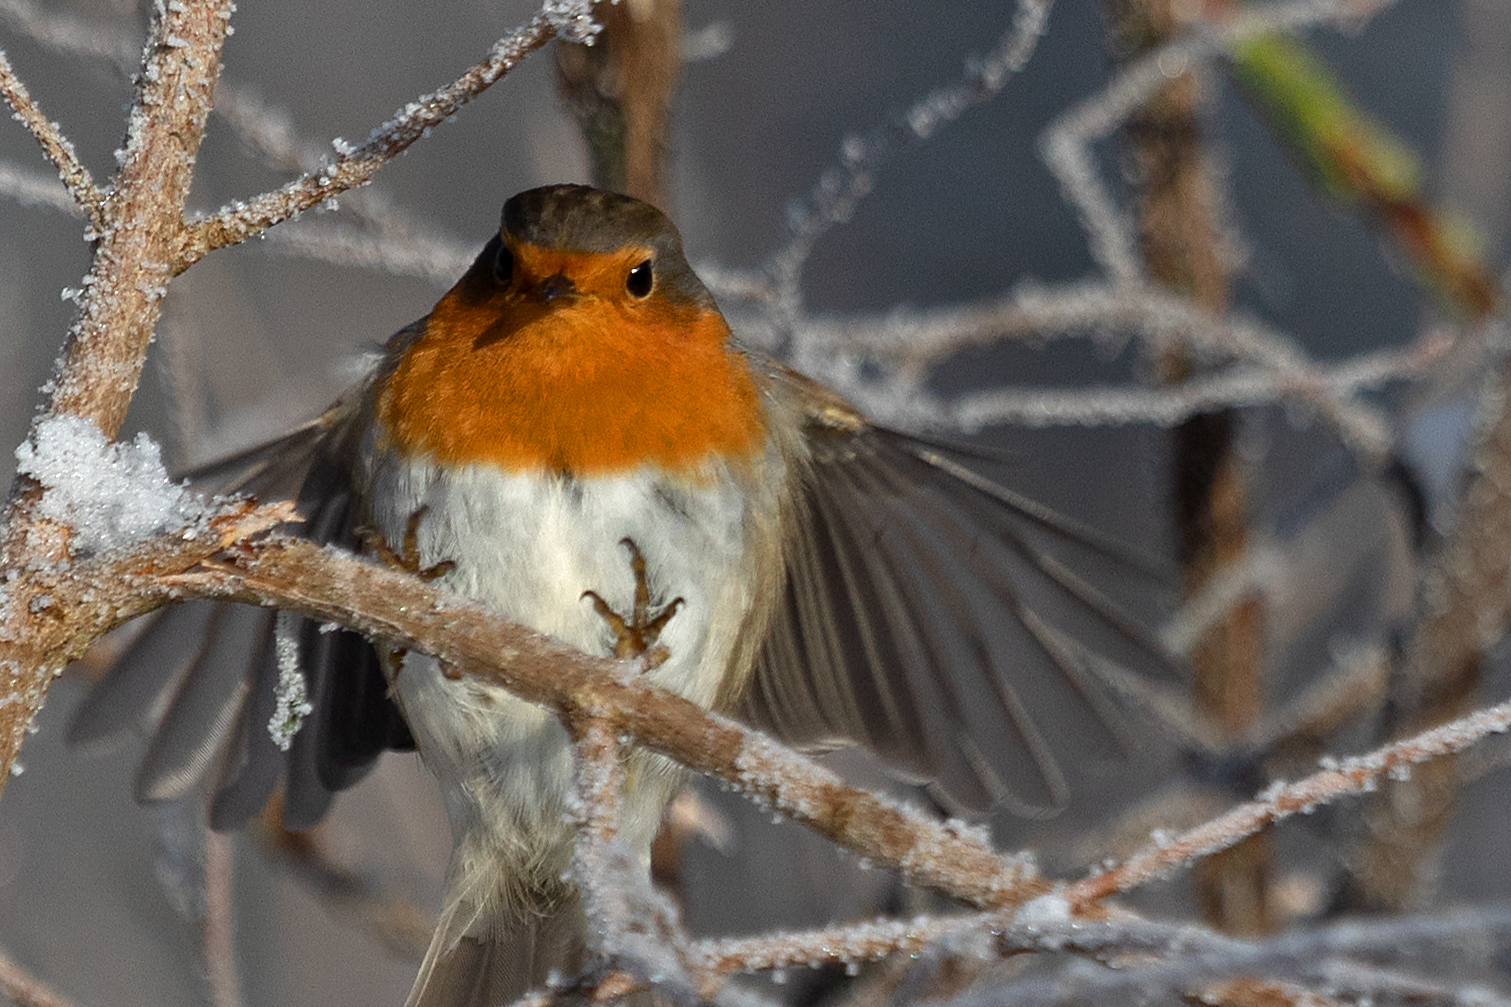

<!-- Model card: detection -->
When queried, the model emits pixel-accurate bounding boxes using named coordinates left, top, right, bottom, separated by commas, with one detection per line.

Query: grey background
left=0, top=1, right=1501, bottom=1005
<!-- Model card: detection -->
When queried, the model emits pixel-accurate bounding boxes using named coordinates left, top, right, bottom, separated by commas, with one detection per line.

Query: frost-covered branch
left=945, top=338, right=1436, bottom=438
left=174, top=2, right=600, bottom=270
left=1039, top=0, right=1399, bottom=285
left=0, top=46, right=105, bottom=230
left=756, top=0, right=1051, bottom=331
left=1066, top=697, right=1511, bottom=907
left=931, top=904, right=1511, bottom=1007
left=151, top=533, right=1046, bottom=913
left=0, top=0, right=238, bottom=795
left=567, top=717, right=702, bottom=997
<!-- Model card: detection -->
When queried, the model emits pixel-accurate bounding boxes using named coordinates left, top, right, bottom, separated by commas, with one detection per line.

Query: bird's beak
left=536, top=272, right=578, bottom=304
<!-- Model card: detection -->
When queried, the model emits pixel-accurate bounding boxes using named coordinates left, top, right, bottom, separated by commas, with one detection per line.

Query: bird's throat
left=376, top=292, right=768, bottom=478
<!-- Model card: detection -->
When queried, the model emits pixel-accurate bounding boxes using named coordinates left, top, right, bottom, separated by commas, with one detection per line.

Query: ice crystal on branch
left=542, top=0, right=602, bottom=45
left=268, top=610, right=313, bottom=750
left=12, top=414, right=203, bottom=555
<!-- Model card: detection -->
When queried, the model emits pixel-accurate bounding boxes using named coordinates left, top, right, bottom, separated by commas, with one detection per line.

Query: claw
left=358, top=505, right=458, bottom=673
left=582, top=538, right=684, bottom=670
left=359, top=505, right=456, bottom=581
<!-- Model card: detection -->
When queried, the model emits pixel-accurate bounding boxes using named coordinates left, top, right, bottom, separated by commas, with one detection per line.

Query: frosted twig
left=945, top=347, right=1424, bottom=439
left=704, top=905, right=1511, bottom=1001
left=700, top=891, right=1511, bottom=984
left=0, top=0, right=465, bottom=263
left=568, top=717, right=702, bottom=995
left=1066, top=695, right=1511, bottom=907
left=569, top=717, right=629, bottom=948
left=0, top=47, right=106, bottom=231
left=212, top=84, right=473, bottom=270
left=764, top=0, right=1052, bottom=330
left=0, top=158, right=80, bottom=215
left=933, top=904, right=1511, bottom=1007
left=795, top=281, right=1440, bottom=458
left=177, top=3, right=594, bottom=269
left=1039, top=0, right=1400, bottom=284
left=0, top=946, right=78, bottom=1007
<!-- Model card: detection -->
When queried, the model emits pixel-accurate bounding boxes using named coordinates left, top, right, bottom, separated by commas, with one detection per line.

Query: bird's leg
left=582, top=538, right=685, bottom=670
left=356, top=505, right=456, bottom=582
left=356, top=505, right=458, bottom=678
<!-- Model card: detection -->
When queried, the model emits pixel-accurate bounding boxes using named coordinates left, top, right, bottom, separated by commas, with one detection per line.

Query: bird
left=70, top=184, right=1164, bottom=1007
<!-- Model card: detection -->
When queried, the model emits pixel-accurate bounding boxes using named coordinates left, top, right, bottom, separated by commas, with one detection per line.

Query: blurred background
left=1, top=0, right=1507, bottom=1004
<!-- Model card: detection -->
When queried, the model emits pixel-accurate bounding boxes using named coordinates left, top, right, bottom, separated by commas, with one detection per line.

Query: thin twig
left=0, top=46, right=106, bottom=230
left=945, top=339, right=1437, bottom=436
left=766, top=0, right=1052, bottom=335
left=1067, top=696, right=1511, bottom=907
left=175, top=2, right=597, bottom=270
left=1039, top=0, right=1400, bottom=285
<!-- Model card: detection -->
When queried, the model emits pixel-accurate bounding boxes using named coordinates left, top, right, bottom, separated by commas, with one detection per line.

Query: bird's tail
left=406, top=882, right=586, bottom=1007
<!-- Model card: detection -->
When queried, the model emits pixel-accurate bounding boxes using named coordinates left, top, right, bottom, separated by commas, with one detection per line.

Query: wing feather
left=741, top=368, right=1173, bottom=815
left=71, top=384, right=410, bottom=831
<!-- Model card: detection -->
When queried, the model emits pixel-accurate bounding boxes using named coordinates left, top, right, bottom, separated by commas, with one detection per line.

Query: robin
left=73, top=185, right=1157, bottom=1007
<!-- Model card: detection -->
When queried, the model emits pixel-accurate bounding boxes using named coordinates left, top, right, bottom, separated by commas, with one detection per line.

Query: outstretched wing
left=738, top=370, right=1175, bottom=817
left=68, top=378, right=411, bottom=832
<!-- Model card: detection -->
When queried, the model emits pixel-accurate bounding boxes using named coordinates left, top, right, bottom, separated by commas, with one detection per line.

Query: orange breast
left=375, top=279, right=768, bottom=477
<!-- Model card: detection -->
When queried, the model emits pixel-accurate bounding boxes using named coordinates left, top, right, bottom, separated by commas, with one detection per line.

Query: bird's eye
left=626, top=259, right=654, bottom=299
left=493, top=243, right=514, bottom=285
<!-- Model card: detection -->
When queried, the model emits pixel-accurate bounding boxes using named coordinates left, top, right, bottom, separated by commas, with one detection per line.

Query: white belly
left=362, top=439, right=764, bottom=907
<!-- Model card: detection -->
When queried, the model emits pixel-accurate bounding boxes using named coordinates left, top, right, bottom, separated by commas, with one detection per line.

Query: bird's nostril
left=538, top=273, right=577, bottom=303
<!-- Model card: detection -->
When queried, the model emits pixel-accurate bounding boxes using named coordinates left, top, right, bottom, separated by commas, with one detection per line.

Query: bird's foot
left=357, top=505, right=456, bottom=675
left=358, top=505, right=456, bottom=582
left=582, top=538, right=684, bottom=671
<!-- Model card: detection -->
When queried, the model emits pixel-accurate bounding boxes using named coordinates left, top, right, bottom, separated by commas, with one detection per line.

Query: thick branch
left=0, top=0, right=236, bottom=801
left=151, top=535, right=1044, bottom=912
